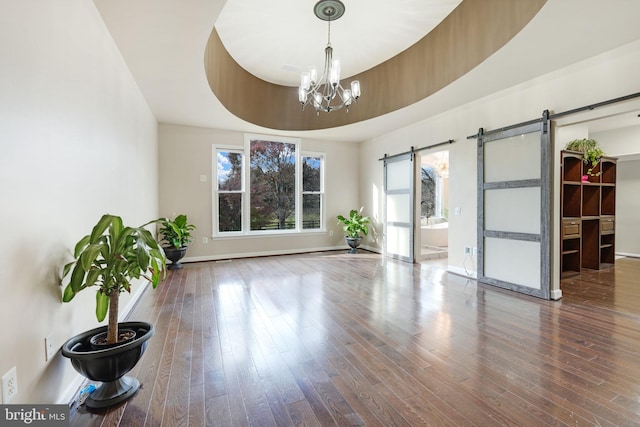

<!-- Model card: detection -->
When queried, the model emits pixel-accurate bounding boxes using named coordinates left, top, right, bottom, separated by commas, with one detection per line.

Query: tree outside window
left=249, top=139, right=296, bottom=231
left=217, top=150, right=243, bottom=232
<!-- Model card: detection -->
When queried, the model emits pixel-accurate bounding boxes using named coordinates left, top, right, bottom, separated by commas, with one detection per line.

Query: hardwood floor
left=70, top=252, right=640, bottom=426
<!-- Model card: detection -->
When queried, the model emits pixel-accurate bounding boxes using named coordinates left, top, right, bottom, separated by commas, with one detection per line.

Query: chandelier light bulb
left=343, top=89, right=352, bottom=106
left=329, top=58, right=341, bottom=86
left=300, top=72, right=311, bottom=90
left=351, top=80, right=360, bottom=98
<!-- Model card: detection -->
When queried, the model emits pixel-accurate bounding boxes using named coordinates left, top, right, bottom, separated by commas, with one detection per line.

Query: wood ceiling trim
left=204, top=0, right=547, bottom=131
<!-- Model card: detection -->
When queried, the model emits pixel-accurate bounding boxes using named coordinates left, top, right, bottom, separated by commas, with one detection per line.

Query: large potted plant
left=565, top=138, right=604, bottom=177
left=337, top=208, right=371, bottom=253
left=156, top=214, right=196, bottom=270
left=61, top=214, right=167, bottom=409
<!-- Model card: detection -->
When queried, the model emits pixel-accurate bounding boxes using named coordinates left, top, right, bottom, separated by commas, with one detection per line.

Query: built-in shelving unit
left=560, top=151, right=617, bottom=277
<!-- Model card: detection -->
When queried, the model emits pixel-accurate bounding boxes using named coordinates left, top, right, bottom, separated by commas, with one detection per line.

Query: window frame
left=300, top=151, right=325, bottom=231
left=213, top=146, right=246, bottom=237
left=213, top=134, right=326, bottom=237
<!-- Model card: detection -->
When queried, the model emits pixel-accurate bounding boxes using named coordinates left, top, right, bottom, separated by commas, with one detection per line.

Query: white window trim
left=301, top=151, right=326, bottom=232
left=212, top=145, right=245, bottom=237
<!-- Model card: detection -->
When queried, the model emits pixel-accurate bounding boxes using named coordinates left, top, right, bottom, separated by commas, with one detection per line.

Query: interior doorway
left=418, top=150, right=449, bottom=261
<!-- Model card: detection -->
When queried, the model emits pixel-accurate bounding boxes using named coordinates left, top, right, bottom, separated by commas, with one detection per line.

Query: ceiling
left=215, top=0, right=461, bottom=86
left=93, top=0, right=640, bottom=142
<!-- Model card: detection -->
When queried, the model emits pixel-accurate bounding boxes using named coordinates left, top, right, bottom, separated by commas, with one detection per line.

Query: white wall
left=359, top=39, right=640, bottom=295
left=158, top=123, right=361, bottom=259
left=593, top=125, right=640, bottom=257
left=0, top=1, right=159, bottom=403
left=595, top=125, right=640, bottom=158
left=591, top=124, right=640, bottom=257
left=615, top=159, right=640, bottom=257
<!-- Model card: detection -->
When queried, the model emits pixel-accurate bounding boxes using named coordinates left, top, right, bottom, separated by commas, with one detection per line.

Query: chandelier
left=298, top=0, right=361, bottom=113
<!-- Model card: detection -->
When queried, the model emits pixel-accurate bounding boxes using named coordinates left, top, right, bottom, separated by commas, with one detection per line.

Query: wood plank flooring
left=69, top=252, right=640, bottom=426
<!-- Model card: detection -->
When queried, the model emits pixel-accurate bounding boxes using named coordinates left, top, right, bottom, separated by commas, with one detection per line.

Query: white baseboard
left=616, top=252, right=640, bottom=259
left=182, top=245, right=348, bottom=263
left=447, top=265, right=477, bottom=279
left=58, top=375, right=86, bottom=406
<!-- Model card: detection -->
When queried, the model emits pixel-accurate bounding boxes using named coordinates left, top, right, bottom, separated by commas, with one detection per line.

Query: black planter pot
left=345, top=236, right=362, bottom=254
left=62, top=321, right=154, bottom=409
left=163, top=246, right=187, bottom=270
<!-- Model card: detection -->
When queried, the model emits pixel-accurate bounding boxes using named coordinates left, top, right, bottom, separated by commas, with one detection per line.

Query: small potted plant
left=156, top=214, right=196, bottom=269
left=61, top=214, right=167, bottom=409
left=337, top=208, right=370, bottom=253
left=565, top=138, right=604, bottom=177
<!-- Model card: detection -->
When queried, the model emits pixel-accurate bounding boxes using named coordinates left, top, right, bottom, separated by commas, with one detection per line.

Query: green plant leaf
left=62, top=284, right=76, bottom=302
left=84, top=267, right=101, bottom=289
left=69, top=263, right=86, bottom=293
left=150, top=258, right=160, bottom=288
left=174, top=214, right=187, bottom=227
left=91, top=214, right=114, bottom=243
left=73, top=235, right=91, bottom=258
left=79, top=242, right=104, bottom=272
left=138, top=228, right=160, bottom=249
left=62, top=261, right=75, bottom=279
left=96, top=291, right=109, bottom=322
left=136, top=243, right=150, bottom=271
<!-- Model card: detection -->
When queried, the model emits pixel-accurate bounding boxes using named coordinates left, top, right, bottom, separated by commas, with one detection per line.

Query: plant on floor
left=60, top=214, right=167, bottom=409
left=154, top=214, right=197, bottom=269
left=565, top=138, right=604, bottom=176
left=337, top=208, right=371, bottom=253
left=62, top=214, right=167, bottom=344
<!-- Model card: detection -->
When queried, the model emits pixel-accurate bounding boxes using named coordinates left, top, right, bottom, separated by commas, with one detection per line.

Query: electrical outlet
left=464, top=246, right=472, bottom=254
left=2, top=366, right=18, bottom=403
left=202, top=237, right=208, bottom=244
left=45, top=333, right=56, bottom=361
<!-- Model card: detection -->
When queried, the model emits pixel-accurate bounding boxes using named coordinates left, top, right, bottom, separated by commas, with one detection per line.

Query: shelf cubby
left=562, top=184, right=581, bottom=217
left=561, top=237, right=581, bottom=277
left=600, top=233, right=615, bottom=266
left=601, top=186, right=615, bottom=215
left=601, top=158, right=617, bottom=184
left=581, top=185, right=600, bottom=217
left=562, top=152, right=583, bottom=182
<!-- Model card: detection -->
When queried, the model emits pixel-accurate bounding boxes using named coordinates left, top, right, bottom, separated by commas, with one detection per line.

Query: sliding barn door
left=384, top=152, right=415, bottom=263
left=477, top=112, right=551, bottom=299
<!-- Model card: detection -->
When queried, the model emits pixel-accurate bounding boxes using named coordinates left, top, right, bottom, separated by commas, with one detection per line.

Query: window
left=216, top=149, right=244, bottom=233
left=213, top=135, right=324, bottom=235
left=249, top=138, right=296, bottom=231
left=302, top=154, right=323, bottom=230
